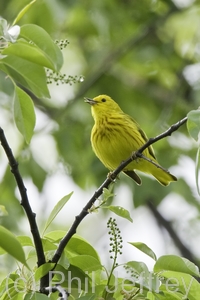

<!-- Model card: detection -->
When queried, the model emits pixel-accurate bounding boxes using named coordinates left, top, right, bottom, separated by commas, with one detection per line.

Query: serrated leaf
left=0, top=225, right=29, bottom=268
left=20, top=24, right=63, bottom=72
left=43, top=192, right=73, bottom=235
left=104, top=205, right=133, bottom=222
left=129, top=242, right=157, bottom=260
left=12, top=0, right=37, bottom=25
left=14, top=86, right=36, bottom=143
left=35, top=263, right=56, bottom=282
left=0, top=55, right=50, bottom=98
left=154, top=255, right=199, bottom=277
left=187, top=109, right=200, bottom=143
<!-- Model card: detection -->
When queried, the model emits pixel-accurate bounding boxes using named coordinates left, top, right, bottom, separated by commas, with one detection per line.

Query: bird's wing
left=125, top=113, right=156, bottom=160
left=137, top=127, right=156, bottom=159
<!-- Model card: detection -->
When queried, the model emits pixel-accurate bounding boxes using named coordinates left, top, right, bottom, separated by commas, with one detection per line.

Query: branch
left=136, top=116, right=188, bottom=155
left=51, top=178, right=114, bottom=263
left=147, top=200, right=199, bottom=267
left=51, top=116, right=187, bottom=264
left=0, top=128, right=48, bottom=290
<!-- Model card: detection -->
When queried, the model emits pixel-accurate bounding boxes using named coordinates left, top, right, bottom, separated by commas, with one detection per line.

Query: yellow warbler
left=85, top=95, right=177, bottom=186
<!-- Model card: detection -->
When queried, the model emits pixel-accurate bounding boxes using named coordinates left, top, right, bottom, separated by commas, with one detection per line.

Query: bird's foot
left=131, top=151, right=140, bottom=163
left=107, top=171, right=119, bottom=181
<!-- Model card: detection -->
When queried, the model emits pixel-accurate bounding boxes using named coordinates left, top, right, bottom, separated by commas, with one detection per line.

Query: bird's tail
left=150, top=164, right=177, bottom=186
left=124, top=157, right=177, bottom=186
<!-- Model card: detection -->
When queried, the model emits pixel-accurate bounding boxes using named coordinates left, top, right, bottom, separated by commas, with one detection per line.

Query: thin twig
left=0, top=127, right=48, bottom=290
left=51, top=178, right=113, bottom=263
left=51, top=116, right=187, bottom=264
left=110, top=116, right=188, bottom=179
left=137, top=116, right=188, bottom=155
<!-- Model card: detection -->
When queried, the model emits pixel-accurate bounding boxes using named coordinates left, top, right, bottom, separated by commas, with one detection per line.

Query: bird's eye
left=101, top=98, right=106, bottom=102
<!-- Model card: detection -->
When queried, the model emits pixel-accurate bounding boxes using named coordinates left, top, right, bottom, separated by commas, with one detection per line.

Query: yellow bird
left=85, top=95, right=177, bottom=186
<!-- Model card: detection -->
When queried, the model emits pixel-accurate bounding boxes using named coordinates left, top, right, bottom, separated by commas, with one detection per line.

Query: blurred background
left=0, top=0, right=200, bottom=276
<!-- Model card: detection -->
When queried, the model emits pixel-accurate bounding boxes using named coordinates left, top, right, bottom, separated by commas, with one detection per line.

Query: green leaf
left=2, top=40, right=59, bottom=70
left=148, top=290, right=183, bottom=300
left=154, top=255, right=199, bottom=277
left=187, top=109, right=200, bottom=143
left=126, top=261, right=149, bottom=276
left=102, top=186, right=115, bottom=201
left=66, top=235, right=100, bottom=262
left=35, top=263, right=56, bottom=281
left=24, top=293, right=49, bottom=300
left=125, top=261, right=160, bottom=293
left=128, top=242, right=157, bottom=260
left=43, top=192, right=73, bottom=235
left=20, top=24, right=63, bottom=72
left=0, top=55, right=50, bottom=98
left=77, top=296, right=96, bottom=300
left=17, top=236, right=34, bottom=247
left=195, top=148, right=200, bottom=196
left=12, top=0, right=37, bottom=25
left=0, top=225, right=29, bottom=268
left=44, top=232, right=101, bottom=263
left=54, top=264, right=92, bottom=290
left=42, top=238, right=57, bottom=252
left=14, top=86, right=36, bottom=143
left=2, top=285, right=25, bottom=300
left=104, top=205, right=133, bottom=222
left=0, top=247, right=6, bottom=255
left=160, top=271, right=200, bottom=300
left=7, top=290, right=24, bottom=300
left=44, top=230, right=66, bottom=243
left=69, top=255, right=102, bottom=272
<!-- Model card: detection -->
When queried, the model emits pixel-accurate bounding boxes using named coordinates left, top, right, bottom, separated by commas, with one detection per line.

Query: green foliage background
left=0, top=0, right=200, bottom=294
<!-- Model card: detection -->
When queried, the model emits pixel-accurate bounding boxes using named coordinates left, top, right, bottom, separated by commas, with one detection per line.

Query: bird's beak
left=84, top=97, right=97, bottom=105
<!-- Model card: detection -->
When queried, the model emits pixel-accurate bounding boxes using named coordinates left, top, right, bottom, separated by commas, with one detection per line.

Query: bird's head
left=84, top=95, right=122, bottom=120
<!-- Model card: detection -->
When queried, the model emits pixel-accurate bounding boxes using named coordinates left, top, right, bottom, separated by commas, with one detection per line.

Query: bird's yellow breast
left=91, top=113, right=145, bottom=170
